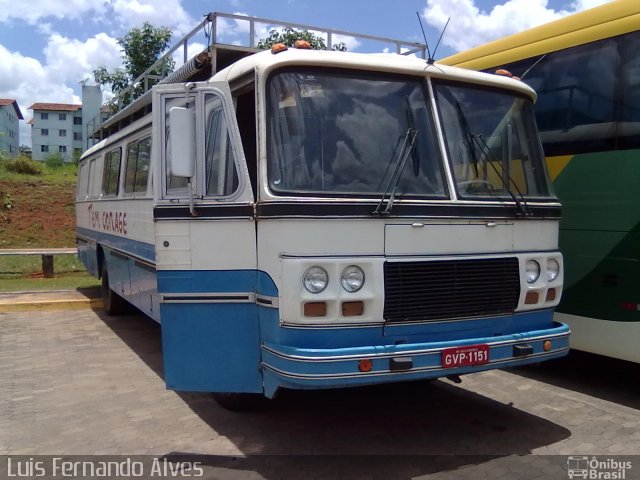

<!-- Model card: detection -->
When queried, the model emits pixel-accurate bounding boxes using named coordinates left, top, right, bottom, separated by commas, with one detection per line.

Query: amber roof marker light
left=495, top=69, right=513, bottom=77
left=271, top=43, right=288, bottom=54
left=294, top=39, right=311, bottom=49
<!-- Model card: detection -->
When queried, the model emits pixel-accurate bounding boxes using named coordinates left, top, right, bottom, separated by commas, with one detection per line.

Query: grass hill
left=0, top=156, right=99, bottom=291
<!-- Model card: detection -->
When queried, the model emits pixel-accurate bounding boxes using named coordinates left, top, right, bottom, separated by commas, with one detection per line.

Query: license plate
left=442, top=344, right=490, bottom=368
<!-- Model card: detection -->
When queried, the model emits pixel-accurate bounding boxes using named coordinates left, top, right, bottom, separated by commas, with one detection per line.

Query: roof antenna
left=416, top=12, right=450, bottom=64
left=431, top=17, right=450, bottom=64
left=521, top=53, right=547, bottom=79
left=416, top=12, right=433, bottom=63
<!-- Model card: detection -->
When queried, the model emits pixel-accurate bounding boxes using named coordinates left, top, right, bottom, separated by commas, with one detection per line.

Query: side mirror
left=168, top=106, right=195, bottom=178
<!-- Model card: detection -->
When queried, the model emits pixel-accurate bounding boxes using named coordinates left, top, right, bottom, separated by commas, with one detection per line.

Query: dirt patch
left=0, top=178, right=76, bottom=248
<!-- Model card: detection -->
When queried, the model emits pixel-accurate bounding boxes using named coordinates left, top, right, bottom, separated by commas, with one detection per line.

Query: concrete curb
left=0, top=288, right=103, bottom=313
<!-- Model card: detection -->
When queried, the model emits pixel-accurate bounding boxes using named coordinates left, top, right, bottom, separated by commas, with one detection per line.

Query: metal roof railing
left=87, top=12, right=427, bottom=141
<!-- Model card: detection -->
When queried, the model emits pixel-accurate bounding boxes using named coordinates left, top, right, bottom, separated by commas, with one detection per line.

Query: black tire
left=101, top=263, right=128, bottom=315
left=213, top=393, right=268, bottom=412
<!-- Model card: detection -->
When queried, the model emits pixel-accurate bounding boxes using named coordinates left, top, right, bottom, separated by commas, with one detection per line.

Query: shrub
left=2, top=193, right=12, bottom=210
left=5, top=157, right=43, bottom=175
left=45, top=152, right=65, bottom=168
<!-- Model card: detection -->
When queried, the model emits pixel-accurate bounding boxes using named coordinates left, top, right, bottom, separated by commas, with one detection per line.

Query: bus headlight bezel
left=546, top=258, right=560, bottom=282
left=525, top=260, right=541, bottom=284
left=340, top=265, right=365, bottom=293
left=303, top=266, right=329, bottom=294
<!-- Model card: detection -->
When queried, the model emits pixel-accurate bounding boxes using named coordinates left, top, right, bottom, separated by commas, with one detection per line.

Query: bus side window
left=124, top=141, right=138, bottom=194
left=135, top=137, right=151, bottom=194
left=78, top=163, right=87, bottom=201
left=495, top=36, right=620, bottom=156
left=205, top=95, right=239, bottom=196
left=87, top=159, right=97, bottom=198
left=619, top=30, right=640, bottom=149
left=124, top=136, right=151, bottom=196
left=102, top=147, right=122, bottom=197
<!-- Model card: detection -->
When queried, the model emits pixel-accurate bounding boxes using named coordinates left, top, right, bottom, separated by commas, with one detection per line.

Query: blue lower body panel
left=157, top=270, right=569, bottom=398
left=261, top=320, right=569, bottom=398
left=158, top=270, right=268, bottom=393
left=161, top=303, right=262, bottom=393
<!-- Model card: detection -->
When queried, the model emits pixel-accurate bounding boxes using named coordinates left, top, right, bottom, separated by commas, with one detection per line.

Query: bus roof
left=81, top=115, right=151, bottom=161
left=211, top=47, right=538, bottom=100
left=440, top=0, right=640, bottom=70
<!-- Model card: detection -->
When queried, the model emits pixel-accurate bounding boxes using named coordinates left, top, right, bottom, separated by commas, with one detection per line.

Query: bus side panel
left=158, top=270, right=263, bottom=393
left=552, top=150, right=640, bottom=320
left=128, top=260, right=160, bottom=321
left=77, top=236, right=100, bottom=278
left=104, top=248, right=132, bottom=298
left=76, top=201, right=101, bottom=278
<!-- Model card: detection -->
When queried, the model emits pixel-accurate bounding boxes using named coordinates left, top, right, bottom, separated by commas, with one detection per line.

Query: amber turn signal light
left=525, top=291, right=539, bottom=304
left=546, top=288, right=557, bottom=302
left=304, top=302, right=327, bottom=317
left=342, top=301, right=364, bottom=317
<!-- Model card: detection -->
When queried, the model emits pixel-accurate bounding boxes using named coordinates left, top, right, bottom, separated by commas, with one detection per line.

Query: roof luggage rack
left=87, top=12, right=427, bottom=141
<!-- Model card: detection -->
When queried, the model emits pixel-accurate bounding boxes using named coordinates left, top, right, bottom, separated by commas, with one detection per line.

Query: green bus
left=442, top=0, right=640, bottom=363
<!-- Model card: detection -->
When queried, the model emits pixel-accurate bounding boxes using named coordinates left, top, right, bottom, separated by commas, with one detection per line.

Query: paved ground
left=1, top=302, right=639, bottom=479
left=0, top=288, right=102, bottom=313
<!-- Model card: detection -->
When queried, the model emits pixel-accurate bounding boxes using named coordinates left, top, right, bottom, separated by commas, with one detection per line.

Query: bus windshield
left=434, top=81, right=555, bottom=200
left=266, top=69, right=446, bottom=198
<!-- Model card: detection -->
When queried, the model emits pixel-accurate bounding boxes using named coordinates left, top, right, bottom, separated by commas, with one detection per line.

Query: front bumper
left=261, top=321, right=569, bottom=398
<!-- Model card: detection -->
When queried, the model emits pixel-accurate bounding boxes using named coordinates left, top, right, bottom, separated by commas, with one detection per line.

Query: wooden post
left=42, top=254, right=54, bottom=278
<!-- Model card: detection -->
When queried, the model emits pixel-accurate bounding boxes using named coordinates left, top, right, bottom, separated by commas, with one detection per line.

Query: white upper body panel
left=211, top=48, right=537, bottom=101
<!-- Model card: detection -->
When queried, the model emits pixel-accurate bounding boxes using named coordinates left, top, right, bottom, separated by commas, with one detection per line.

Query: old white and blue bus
left=76, top=14, right=569, bottom=407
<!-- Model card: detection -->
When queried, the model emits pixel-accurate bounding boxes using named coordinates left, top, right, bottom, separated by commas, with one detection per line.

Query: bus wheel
left=101, top=264, right=128, bottom=315
left=213, top=393, right=267, bottom=412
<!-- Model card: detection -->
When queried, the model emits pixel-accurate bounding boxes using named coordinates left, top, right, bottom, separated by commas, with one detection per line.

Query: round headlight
left=303, top=266, right=328, bottom=293
left=547, top=258, right=560, bottom=282
left=341, top=265, right=365, bottom=293
left=526, top=260, right=541, bottom=284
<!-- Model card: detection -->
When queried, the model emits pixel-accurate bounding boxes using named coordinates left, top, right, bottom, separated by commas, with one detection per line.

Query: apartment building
left=0, top=99, right=23, bottom=157
left=29, top=103, right=83, bottom=161
left=29, top=85, right=102, bottom=162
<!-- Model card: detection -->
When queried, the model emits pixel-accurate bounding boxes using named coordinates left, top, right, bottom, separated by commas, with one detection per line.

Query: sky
left=0, top=0, right=615, bottom=148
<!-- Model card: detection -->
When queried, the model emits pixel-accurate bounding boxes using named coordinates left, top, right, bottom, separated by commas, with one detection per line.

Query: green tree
left=257, top=28, right=347, bottom=51
left=18, top=145, right=32, bottom=159
left=94, top=22, right=174, bottom=110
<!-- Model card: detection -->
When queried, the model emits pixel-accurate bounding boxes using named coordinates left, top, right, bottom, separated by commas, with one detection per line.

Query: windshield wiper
left=453, top=100, right=529, bottom=216
left=471, top=132, right=531, bottom=216
left=404, top=96, right=420, bottom=176
left=454, top=100, right=481, bottom=178
left=373, top=127, right=418, bottom=215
